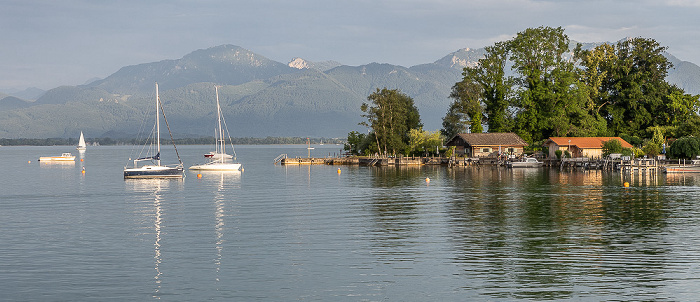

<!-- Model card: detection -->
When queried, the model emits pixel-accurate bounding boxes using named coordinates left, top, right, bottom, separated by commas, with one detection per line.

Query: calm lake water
left=2, top=145, right=700, bottom=301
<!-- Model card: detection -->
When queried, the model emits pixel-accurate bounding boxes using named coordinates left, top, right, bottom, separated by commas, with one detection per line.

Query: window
left=482, top=148, right=491, bottom=153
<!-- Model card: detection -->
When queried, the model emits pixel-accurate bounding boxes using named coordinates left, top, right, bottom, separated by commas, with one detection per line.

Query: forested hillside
left=0, top=42, right=697, bottom=139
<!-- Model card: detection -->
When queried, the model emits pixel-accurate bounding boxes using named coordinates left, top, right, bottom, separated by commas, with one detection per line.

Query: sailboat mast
left=156, top=83, right=161, bottom=166
left=216, top=86, right=225, bottom=157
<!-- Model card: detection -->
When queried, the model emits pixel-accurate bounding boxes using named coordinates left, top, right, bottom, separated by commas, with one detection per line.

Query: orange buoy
left=80, top=158, right=84, bottom=162
left=28, top=160, right=31, bottom=164
left=197, top=174, right=202, bottom=179
left=425, top=177, right=430, bottom=183
left=81, top=167, right=85, bottom=174
left=623, top=182, right=629, bottom=188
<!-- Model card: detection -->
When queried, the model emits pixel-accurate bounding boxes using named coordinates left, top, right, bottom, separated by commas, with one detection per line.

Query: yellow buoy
left=425, top=177, right=430, bottom=183
left=197, top=174, right=202, bottom=179
left=28, top=160, right=31, bottom=164
left=623, top=182, right=629, bottom=188
left=241, top=168, right=244, bottom=172
left=337, top=168, right=341, bottom=174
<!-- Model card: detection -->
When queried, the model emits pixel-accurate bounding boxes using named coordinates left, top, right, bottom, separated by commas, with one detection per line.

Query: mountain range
left=1, top=44, right=698, bottom=139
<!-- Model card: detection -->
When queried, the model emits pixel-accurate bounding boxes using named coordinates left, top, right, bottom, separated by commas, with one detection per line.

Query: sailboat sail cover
left=137, top=152, right=160, bottom=161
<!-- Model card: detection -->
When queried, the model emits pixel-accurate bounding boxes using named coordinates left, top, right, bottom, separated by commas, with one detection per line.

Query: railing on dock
left=273, top=153, right=287, bottom=164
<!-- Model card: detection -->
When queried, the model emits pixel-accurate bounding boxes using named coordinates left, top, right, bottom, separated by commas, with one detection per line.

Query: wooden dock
left=276, top=154, right=669, bottom=172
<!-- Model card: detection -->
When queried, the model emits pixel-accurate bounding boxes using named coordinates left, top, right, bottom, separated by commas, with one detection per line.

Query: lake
left=2, top=145, right=700, bottom=301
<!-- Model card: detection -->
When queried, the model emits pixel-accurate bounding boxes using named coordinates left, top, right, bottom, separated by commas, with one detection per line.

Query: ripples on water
left=2, top=146, right=700, bottom=301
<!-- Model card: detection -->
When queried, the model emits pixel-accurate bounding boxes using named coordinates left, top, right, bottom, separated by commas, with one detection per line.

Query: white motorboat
left=506, top=157, right=543, bottom=168
left=39, top=152, right=76, bottom=162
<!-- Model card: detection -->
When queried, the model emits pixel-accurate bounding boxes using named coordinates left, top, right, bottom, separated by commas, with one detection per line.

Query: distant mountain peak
left=288, top=57, right=311, bottom=69
left=434, top=47, right=486, bottom=69
left=287, top=58, right=342, bottom=71
left=183, top=44, right=272, bottom=67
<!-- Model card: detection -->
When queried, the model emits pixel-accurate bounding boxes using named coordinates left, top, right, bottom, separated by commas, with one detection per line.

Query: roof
left=544, top=137, right=633, bottom=149
left=447, top=132, right=528, bottom=147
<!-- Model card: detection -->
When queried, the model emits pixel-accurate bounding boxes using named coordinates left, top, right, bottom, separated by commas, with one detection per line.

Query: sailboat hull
left=124, top=165, right=184, bottom=179
left=189, top=162, right=241, bottom=171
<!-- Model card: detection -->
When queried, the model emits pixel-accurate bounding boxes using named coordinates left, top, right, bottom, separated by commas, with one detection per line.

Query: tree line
left=347, top=26, right=700, bottom=159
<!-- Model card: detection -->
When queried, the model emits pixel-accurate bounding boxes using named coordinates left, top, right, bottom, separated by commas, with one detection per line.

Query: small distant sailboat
left=76, top=131, right=86, bottom=151
left=124, top=83, right=184, bottom=179
left=190, top=86, right=241, bottom=171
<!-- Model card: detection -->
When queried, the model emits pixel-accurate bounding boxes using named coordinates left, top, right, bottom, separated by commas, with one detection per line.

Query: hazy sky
left=2, top=0, right=699, bottom=91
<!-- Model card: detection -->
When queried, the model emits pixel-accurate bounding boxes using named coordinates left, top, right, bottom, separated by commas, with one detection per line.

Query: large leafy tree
left=360, top=88, right=422, bottom=156
left=444, top=26, right=700, bottom=148
left=441, top=41, right=511, bottom=138
left=441, top=77, right=483, bottom=139
left=509, top=26, right=580, bottom=143
left=598, top=37, right=674, bottom=137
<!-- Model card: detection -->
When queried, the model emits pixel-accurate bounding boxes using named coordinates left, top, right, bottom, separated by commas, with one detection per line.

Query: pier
left=276, top=154, right=673, bottom=172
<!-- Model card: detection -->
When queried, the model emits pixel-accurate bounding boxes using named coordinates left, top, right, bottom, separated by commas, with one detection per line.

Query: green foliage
left=619, top=134, right=643, bottom=147
left=555, top=149, right=562, bottom=160
left=441, top=78, right=484, bottom=138
left=407, top=128, right=443, bottom=156
left=360, top=88, right=422, bottom=156
left=445, top=146, right=456, bottom=158
left=642, top=143, right=660, bottom=157
left=620, top=148, right=633, bottom=157
left=444, top=26, right=700, bottom=145
left=631, top=147, right=645, bottom=158
left=668, top=136, right=700, bottom=159
left=601, top=139, right=624, bottom=157
left=344, top=131, right=365, bottom=156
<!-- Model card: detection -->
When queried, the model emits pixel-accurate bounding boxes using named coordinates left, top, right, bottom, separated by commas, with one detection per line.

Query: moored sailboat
left=124, top=83, right=184, bottom=179
left=190, top=86, right=241, bottom=171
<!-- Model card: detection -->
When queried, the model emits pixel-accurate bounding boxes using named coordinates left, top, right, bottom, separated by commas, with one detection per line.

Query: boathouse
left=543, top=137, right=633, bottom=158
left=445, top=132, right=528, bottom=157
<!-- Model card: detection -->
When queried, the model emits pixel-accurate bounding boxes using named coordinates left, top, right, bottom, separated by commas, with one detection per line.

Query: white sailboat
left=190, top=86, right=241, bottom=171
left=76, top=131, right=86, bottom=151
left=124, top=83, right=184, bottom=179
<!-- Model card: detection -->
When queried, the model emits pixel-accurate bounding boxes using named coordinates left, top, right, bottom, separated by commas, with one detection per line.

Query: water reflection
left=125, top=179, right=183, bottom=299
left=39, top=161, right=75, bottom=168
left=366, top=166, right=423, bottom=255
left=443, top=167, right=685, bottom=300
left=663, top=173, right=700, bottom=186
left=192, top=171, right=241, bottom=285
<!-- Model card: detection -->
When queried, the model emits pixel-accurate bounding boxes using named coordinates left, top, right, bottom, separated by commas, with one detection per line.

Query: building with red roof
left=543, top=137, right=633, bottom=159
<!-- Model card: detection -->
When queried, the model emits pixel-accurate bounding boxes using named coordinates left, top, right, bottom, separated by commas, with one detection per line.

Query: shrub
left=601, top=139, right=623, bottom=157
left=668, top=136, right=700, bottom=159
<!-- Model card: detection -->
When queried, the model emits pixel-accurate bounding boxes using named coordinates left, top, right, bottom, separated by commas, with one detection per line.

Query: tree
left=472, top=42, right=512, bottom=133
left=668, top=136, right=700, bottom=159
left=598, top=37, right=674, bottom=137
left=408, top=128, right=443, bottom=156
left=507, top=26, right=605, bottom=142
left=344, top=131, right=367, bottom=156
left=441, top=78, right=483, bottom=139
left=508, top=26, right=573, bottom=143
left=601, top=139, right=623, bottom=157
left=360, top=88, right=422, bottom=156
left=442, top=42, right=513, bottom=139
